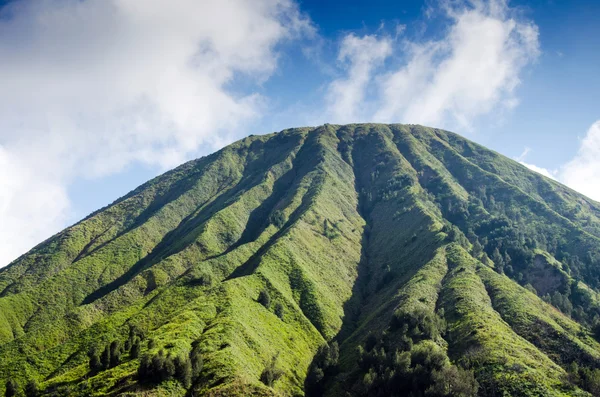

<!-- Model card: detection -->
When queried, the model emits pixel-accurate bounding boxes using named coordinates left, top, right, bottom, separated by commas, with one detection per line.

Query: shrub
left=260, top=355, right=284, bottom=387
left=4, top=380, right=17, bottom=397
left=275, top=302, right=284, bottom=319
left=258, top=289, right=271, bottom=309
left=24, top=381, right=39, bottom=397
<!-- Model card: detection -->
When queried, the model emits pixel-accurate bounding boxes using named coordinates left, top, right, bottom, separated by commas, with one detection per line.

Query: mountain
left=3, top=124, right=600, bottom=396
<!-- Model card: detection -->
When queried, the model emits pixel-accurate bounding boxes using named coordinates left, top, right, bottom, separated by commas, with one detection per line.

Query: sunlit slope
left=1, top=124, right=600, bottom=396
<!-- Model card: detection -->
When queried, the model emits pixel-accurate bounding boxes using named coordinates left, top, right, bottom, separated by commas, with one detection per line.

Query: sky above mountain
left=0, top=0, right=598, bottom=268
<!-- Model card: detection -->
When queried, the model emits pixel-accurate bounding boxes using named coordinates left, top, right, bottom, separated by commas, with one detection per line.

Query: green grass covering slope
left=1, top=124, right=600, bottom=396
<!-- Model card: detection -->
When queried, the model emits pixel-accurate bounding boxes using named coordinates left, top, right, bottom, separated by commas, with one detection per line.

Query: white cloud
left=325, top=0, right=539, bottom=130
left=519, top=161, right=557, bottom=180
left=514, top=147, right=557, bottom=179
left=376, top=0, right=539, bottom=129
left=0, top=0, right=311, bottom=267
left=560, top=121, right=600, bottom=201
left=325, top=34, right=392, bottom=123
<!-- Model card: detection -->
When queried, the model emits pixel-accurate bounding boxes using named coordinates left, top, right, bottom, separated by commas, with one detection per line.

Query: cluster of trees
left=349, top=304, right=477, bottom=397
left=356, top=338, right=477, bottom=397
left=452, top=217, right=600, bottom=327
left=257, top=289, right=285, bottom=320
left=88, top=325, right=144, bottom=374
left=4, top=380, right=39, bottom=397
left=137, top=344, right=202, bottom=388
left=390, top=307, right=446, bottom=341
left=567, top=362, right=600, bottom=395
left=305, top=341, right=339, bottom=395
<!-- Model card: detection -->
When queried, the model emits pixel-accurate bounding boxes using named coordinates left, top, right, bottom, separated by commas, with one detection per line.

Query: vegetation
left=1, top=124, right=600, bottom=396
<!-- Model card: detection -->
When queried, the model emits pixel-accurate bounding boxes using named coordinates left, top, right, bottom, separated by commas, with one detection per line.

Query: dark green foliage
left=100, top=345, right=111, bottom=370
left=355, top=335, right=477, bottom=397
left=274, top=302, right=284, bottom=319
left=190, top=343, right=203, bottom=380
left=130, top=338, right=141, bottom=359
left=4, top=380, right=17, bottom=397
left=260, top=355, right=284, bottom=387
left=305, top=341, right=339, bottom=395
left=88, top=347, right=102, bottom=373
left=138, top=350, right=179, bottom=384
left=428, top=366, right=479, bottom=397
left=390, top=307, right=445, bottom=341
left=109, top=340, right=122, bottom=368
left=24, top=381, right=38, bottom=397
left=174, top=356, right=192, bottom=388
left=567, top=362, right=600, bottom=395
left=492, top=247, right=504, bottom=273
left=258, top=289, right=271, bottom=309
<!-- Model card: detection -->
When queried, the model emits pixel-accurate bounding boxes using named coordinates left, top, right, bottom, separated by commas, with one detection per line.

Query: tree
left=130, top=338, right=141, bottom=359
left=305, top=341, right=340, bottom=395
left=258, top=289, right=271, bottom=309
left=109, top=340, right=122, bottom=368
left=88, top=347, right=102, bottom=373
left=100, top=345, right=111, bottom=370
left=5, top=380, right=17, bottom=397
left=190, top=344, right=203, bottom=380
left=492, top=248, right=505, bottom=273
left=428, top=365, right=478, bottom=396
left=504, top=251, right=512, bottom=266
left=472, top=240, right=483, bottom=258
left=592, top=318, right=600, bottom=341
left=260, top=355, right=284, bottom=387
left=274, top=302, right=284, bottom=319
left=24, top=381, right=38, bottom=397
left=174, top=356, right=192, bottom=388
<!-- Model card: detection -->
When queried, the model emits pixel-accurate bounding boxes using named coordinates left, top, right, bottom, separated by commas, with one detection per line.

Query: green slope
left=2, top=124, right=600, bottom=396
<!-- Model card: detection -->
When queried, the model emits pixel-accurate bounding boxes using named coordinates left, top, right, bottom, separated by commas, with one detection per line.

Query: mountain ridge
left=2, top=124, right=600, bottom=396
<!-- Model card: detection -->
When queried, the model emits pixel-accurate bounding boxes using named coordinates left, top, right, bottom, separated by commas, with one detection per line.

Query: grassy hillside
left=2, top=124, right=600, bottom=396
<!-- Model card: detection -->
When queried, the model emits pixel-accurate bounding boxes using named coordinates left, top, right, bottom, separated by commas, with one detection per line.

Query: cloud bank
left=326, top=0, right=540, bottom=129
left=0, top=0, right=311, bottom=267
left=560, top=121, right=600, bottom=201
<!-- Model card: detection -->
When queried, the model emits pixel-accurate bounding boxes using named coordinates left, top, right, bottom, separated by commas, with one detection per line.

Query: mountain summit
left=2, top=124, right=600, bottom=396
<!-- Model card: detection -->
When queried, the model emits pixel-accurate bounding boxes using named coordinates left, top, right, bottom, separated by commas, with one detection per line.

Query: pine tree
left=492, top=247, right=505, bottom=273
left=174, top=356, right=193, bottom=388
left=5, top=380, right=17, bottom=397
left=24, top=380, right=38, bottom=397
left=472, top=240, right=483, bottom=258
left=190, top=344, right=203, bottom=380
left=88, top=347, right=102, bottom=373
left=130, top=338, right=141, bottom=358
left=109, top=340, right=122, bottom=368
left=101, top=345, right=111, bottom=370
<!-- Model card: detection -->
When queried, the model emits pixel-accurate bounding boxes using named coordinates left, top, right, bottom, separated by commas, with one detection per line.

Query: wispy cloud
left=326, top=34, right=392, bottom=123
left=0, top=0, right=312, bottom=267
left=325, top=0, right=540, bottom=130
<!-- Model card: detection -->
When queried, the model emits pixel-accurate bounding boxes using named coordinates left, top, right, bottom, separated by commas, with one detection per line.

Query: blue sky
left=0, top=0, right=598, bottom=267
